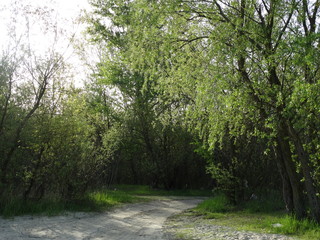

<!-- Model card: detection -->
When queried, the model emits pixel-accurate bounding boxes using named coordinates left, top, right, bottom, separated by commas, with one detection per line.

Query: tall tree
left=87, top=0, right=209, bottom=189
left=88, top=0, right=320, bottom=221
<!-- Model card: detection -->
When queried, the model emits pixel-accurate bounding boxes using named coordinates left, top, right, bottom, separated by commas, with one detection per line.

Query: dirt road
left=0, top=198, right=204, bottom=240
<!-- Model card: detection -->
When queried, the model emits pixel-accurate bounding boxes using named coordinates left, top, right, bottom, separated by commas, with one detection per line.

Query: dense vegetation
left=1, top=0, right=320, bottom=227
left=0, top=185, right=211, bottom=217
left=191, top=194, right=320, bottom=239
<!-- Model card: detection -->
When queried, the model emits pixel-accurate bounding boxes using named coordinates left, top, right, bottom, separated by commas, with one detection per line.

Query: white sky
left=0, top=0, right=93, bottom=87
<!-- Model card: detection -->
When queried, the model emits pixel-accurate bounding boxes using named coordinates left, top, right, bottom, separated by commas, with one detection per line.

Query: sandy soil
left=0, top=197, right=204, bottom=240
left=164, top=209, right=296, bottom=240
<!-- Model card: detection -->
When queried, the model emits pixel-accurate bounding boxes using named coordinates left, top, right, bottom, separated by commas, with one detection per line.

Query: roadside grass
left=196, top=194, right=233, bottom=213
left=194, top=194, right=320, bottom=240
left=113, top=184, right=212, bottom=197
left=0, top=189, right=140, bottom=218
left=0, top=185, right=211, bottom=218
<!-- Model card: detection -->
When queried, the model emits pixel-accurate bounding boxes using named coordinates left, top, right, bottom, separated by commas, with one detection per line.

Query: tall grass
left=267, top=215, right=320, bottom=239
left=240, top=191, right=284, bottom=213
left=114, top=184, right=212, bottom=196
left=196, top=194, right=230, bottom=213
left=0, top=185, right=211, bottom=217
left=0, top=189, right=140, bottom=218
left=194, top=193, right=320, bottom=240
left=88, top=189, right=139, bottom=207
left=0, top=198, right=68, bottom=217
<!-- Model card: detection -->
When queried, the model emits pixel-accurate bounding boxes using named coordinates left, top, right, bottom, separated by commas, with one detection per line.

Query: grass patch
left=87, top=189, right=141, bottom=209
left=0, top=185, right=211, bottom=217
left=0, top=188, right=141, bottom=218
left=196, top=194, right=231, bottom=213
left=266, top=215, right=320, bottom=239
left=193, top=194, right=320, bottom=240
left=0, top=198, right=66, bottom=217
left=175, top=231, right=195, bottom=240
left=113, top=184, right=212, bottom=197
left=240, top=191, right=284, bottom=213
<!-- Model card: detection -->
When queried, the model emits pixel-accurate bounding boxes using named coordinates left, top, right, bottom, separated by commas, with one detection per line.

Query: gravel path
left=0, top=198, right=297, bottom=240
left=0, top=198, right=203, bottom=240
left=163, top=210, right=296, bottom=240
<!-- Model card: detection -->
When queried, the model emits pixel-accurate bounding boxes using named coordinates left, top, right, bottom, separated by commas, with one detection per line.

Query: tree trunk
left=23, top=146, right=45, bottom=200
left=287, top=122, right=320, bottom=223
left=275, top=145, right=293, bottom=213
left=277, top=123, right=306, bottom=219
left=0, top=79, right=48, bottom=187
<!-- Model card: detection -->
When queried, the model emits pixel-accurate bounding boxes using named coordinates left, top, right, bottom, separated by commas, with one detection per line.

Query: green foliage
left=0, top=0, right=212, bottom=221
left=86, top=0, right=320, bottom=221
left=2, top=0, right=320, bottom=225
left=85, top=1, right=210, bottom=189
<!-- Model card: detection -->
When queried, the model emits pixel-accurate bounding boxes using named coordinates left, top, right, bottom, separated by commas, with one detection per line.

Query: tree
left=0, top=2, right=88, bottom=200
left=87, top=0, right=320, bottom=222
left=0, top=47, right=64, bottom=191
left=86, top=1, right=210, bottom=189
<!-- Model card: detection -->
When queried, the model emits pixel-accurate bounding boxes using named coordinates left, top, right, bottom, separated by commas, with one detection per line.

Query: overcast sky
left=0, top=0, right=93, bottom=86
left=0, top=0, right=91, bottom=46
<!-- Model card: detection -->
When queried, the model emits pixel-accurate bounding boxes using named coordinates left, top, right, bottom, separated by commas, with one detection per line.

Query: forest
left=0, top=0, right=320, bottom=225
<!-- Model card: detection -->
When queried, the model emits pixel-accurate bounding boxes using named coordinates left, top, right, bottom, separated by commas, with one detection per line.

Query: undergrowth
left=0, top=189, right=140, bottom=218
left=114, top=184, right=212, bottom=197
left=194, top=193, right=320, bottom=240
left=0, top=185, right=211, bottom=218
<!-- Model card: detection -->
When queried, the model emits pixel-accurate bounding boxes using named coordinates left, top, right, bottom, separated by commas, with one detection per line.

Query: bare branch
left=274, top=1, right=297, bottom=50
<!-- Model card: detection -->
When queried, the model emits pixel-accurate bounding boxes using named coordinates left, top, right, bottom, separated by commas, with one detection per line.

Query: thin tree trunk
left=23, top=146, right=45, bottom=200
left=1, top=85, right=46, bottom=185
left=0, top=80, right=12, bottom=136
left=275, top=145, right=294, bottom=213
left=0, top=78, right=48, bottom=190
left=278, top=123, right=306, bottom=219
